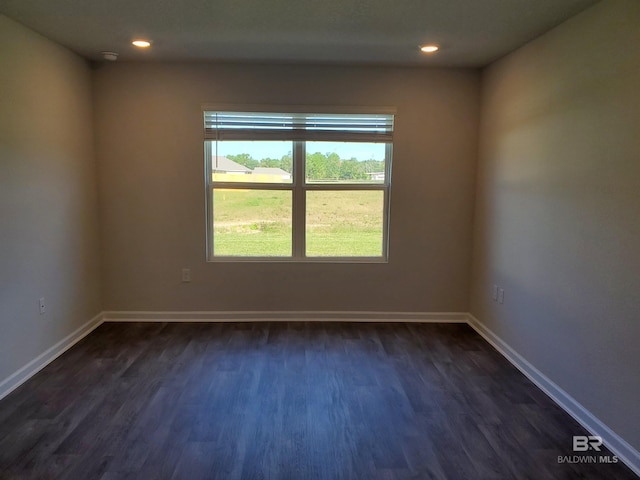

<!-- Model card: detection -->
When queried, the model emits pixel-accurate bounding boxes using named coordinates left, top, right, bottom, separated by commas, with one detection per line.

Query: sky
left=213, top=141, right=386, bottom=161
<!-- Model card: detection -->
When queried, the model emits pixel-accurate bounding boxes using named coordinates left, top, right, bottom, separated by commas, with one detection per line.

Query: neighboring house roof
left=252, top=167, right=291, bottom=176
left=211, top=156, right=252, bottom=173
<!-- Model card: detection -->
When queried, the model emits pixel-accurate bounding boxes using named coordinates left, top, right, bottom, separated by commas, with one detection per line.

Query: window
left=203, top=108, right=394, bottom=261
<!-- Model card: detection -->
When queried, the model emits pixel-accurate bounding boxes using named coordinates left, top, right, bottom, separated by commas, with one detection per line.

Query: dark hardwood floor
left=0, top=322, right=636, bottom=480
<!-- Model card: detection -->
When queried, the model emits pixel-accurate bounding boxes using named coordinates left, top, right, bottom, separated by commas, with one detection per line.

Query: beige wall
left=0, top=16, right=102, bottom=382
left=93, top=63, right=480, bottom=312
left=471, top=0, right=640, bottom=451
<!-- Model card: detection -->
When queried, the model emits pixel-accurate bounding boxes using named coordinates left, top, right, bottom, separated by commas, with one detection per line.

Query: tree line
left=227, top=152, right=384, bottom=181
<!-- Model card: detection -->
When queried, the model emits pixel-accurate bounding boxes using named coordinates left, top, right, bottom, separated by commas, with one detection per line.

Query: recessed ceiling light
left=132, top=40, right=151, bottom=48
left=420, top=44, right=439, bottom=53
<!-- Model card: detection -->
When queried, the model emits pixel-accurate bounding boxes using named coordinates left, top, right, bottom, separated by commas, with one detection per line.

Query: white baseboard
left=467, top=313, right=640, bottom=478
left=103, top=310, right=469, bottom=323
left=0, top=312, right=104, bottom=401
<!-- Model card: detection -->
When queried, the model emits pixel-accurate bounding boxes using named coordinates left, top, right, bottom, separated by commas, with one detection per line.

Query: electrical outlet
left=181, top=268, right=191, bottom=283
left=492, top=285, right=498, bottom=301
left=39, top=297, right=46, bottom=315
left=498, top=288, right=505, bottom=304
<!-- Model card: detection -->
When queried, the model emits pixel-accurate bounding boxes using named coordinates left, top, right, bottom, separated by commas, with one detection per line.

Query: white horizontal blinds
left=204, top=111, right=394, bottom=143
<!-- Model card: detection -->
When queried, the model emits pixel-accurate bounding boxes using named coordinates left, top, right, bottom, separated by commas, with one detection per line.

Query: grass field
left=213, top=189, right=383, bottom=257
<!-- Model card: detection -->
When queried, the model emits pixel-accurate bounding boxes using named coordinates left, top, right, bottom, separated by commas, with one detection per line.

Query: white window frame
left=203, top=105, right=395, bottom=263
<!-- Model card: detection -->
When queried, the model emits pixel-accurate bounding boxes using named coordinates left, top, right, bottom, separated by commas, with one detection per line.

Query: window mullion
left=292, top=140, right=306, bottom=258
left=304, top=184, right=386, bottom=191
left=210, top=182, right=292, bottom=190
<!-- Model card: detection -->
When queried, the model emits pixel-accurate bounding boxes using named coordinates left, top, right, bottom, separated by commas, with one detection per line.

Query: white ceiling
left=0, top=0, right=599, bottom=67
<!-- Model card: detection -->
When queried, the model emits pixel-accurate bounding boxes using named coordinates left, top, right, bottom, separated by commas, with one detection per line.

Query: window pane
left=209, top=140, right=293, bottom=183
left=213, top=189, right=292, bottom=256
left=306, top=191, right=384, bottom=257
left=305, top=141, right=386, bottom=184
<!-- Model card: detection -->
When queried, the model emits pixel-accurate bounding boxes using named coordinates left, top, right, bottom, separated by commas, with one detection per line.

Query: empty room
left=0, top=0, right=638, bottom=478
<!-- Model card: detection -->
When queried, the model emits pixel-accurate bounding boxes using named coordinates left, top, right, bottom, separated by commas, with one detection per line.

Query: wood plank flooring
left=0, top=322, right=636, bottom=480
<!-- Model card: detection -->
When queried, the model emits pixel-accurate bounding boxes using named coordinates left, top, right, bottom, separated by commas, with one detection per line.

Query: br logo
left=573, top=435, right=603, bottom=452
